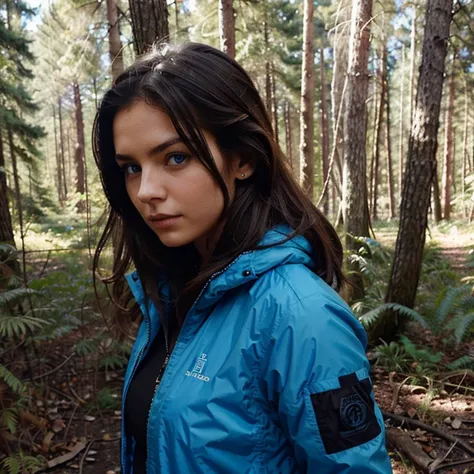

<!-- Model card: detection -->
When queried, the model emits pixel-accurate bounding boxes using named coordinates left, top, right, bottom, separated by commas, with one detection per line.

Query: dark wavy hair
left=92, top=42, right=345, bottom=339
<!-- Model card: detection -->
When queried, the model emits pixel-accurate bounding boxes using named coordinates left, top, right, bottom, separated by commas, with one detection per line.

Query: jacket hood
left=125, top=225, right=317, bottom=314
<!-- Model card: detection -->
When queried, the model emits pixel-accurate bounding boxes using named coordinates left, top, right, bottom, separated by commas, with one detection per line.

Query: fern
left=446, top=312, right=474, bottom=344
left=1, top=456, right=20, bottom=474
left=0, top=408, right=18, bottom=434
left=359, top=303, right=429, bottom=329
left=0, top=315, right=50, bottom=338
left=399, top=336, right=443, bottom=365
left=0, top=454, right=45, bottom=474
left=0, top=365, right=24, bottom=394
left=446, top=355, right=474, bottom=370
left=75, top=339, right=98, bottom=356
left=0, top=288, right=38, bottom=307
left=99, top=354, right=127, bottom=370
left=436, top=286, right=472, bottom=326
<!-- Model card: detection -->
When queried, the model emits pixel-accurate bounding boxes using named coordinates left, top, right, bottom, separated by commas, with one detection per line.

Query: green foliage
left=358, top=303, right=429, bottom=329
left=0, top=365, right=24, bottom=395
left=0, top=408, right=18, bottom=435
left=446, top=355, right=474, bottom=370
left=0, top=452, right=45, bottom=474
left=375, top=336, right=443, bottom=376
left=96, top=387, right=119, bottom=412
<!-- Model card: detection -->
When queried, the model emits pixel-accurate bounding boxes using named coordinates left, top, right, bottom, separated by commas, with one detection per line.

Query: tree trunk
left=385, top=63, right=395, bottom=220
left=129, top=0, right=169, bottom=56
left=271, top=63, right=279, bottom=145
left=58, top=97, right=67, bottom=200
left=106, top=0, right=124, bottom=81
left=409, top=16, right=417, bottom=133
left=342, top=0, right=372, bottom=301
left=432, top=168, right=442, bottom=222
left=52, top=104, right=64, bottom=204
left=372, top=47, right=386, bottom=222
left=0, top=130, right=15, bottom=245
left=300, top=0, right=315, bottom=198
left=284, top=101, right=293, bottom=172
left=219, top=0, right=235, bottom=58
left=73, top=82, right=86, bottom=213
left=369, top=59, right=378, bottom=213
left=462, top=78, right=469, bottom=218
left=319, top=48, right=330, bottom=215
left=264, top=6, right=272, bottom=124
left=442, top=66, right=454, bottom=220
left=330, top=0, right=351, bottom=189
left=399, top=44, right=405, bottom=204
left=373, top=0, right=453, bottom=342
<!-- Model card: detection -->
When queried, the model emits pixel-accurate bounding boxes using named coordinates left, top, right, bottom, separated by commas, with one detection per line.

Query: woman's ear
left=231, top=156, right=256, bottom=181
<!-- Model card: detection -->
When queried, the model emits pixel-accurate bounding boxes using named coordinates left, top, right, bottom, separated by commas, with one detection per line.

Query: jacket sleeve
left=259, top=288, right=392, bottom=473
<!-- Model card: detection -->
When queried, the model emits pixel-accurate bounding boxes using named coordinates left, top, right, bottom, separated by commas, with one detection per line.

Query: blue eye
left=121, top=164, right=141, bottom=175
left=167, top=154, right=188, bottom=166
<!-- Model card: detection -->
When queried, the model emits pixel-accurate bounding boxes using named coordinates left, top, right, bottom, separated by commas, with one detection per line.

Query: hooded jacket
left=121, top=227, right=392, bottom=473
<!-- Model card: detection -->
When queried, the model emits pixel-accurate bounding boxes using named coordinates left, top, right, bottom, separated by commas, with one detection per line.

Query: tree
left=106, top=0, right=124, bottom=81
left=342, top=0, right=372, bottom=300
left=372, top=0, right=454, bottom=342
left=219, top=0, right=235, bottom=58
left=299, top=0, right=315, bottom=198
left=129, top=0, right=169, bottom=55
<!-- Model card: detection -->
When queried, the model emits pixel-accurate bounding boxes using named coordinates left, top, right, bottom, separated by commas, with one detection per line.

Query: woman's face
left=113, top=100, right=251, bottom=259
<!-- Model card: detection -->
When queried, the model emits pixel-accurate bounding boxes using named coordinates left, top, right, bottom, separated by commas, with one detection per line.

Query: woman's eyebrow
left=115, top=137, right=183, bottom=162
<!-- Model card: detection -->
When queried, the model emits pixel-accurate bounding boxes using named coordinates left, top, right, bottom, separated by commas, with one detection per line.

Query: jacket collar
left=125, top=225, right=316, bottom=314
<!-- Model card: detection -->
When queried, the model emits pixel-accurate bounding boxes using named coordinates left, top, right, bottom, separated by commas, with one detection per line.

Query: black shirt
left=124, top=329, right=167, bottom=474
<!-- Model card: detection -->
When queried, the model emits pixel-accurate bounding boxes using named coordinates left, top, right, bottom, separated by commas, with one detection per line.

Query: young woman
left=93, top=42, right=392, bottom=473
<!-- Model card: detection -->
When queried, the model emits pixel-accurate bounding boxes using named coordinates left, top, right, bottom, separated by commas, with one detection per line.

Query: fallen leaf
left=451, top=418, right=462, bottom=429
left=52, top=419, right=66, bottom=433
left=84, top=415, right=96, bottom=422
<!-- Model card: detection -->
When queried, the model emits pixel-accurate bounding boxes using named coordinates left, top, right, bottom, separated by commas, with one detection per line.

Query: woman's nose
left=136, top=167, right=167, bottom=203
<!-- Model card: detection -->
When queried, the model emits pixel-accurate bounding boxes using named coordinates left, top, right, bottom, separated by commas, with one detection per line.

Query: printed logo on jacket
left=185, top=353, right=210, bottom=382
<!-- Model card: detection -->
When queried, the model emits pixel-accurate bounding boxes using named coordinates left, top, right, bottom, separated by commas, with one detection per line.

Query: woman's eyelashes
left=166, top=153, right=189, bottom=166
left=118, top=153, right=190, bottom=175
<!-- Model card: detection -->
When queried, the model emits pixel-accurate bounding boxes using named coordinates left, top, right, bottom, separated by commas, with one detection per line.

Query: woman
left=93, top=42, right=392, bottom=473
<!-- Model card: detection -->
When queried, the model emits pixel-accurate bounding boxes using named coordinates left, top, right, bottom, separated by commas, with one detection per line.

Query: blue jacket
left=121, top=228, right=392, bottom=473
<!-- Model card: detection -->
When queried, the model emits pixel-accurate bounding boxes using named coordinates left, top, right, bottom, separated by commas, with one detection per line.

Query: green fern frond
left=446, top=312, right=474, bottom=344
left=99, top=355, right=127, bottom=370
left=436, top=286, right=472, bottom=324
left=75, top=339, right=98, bottom=356
left=0, top=408, right=18, bottom=434
left=0, top=315, right=50, bottom=338
left=446, top=355, right=474, bottom=370
left=359, top=303, right=428, bottom=329
left=0, top=288, right=38, bottom=307
left=1, top=456, right=20, bottom=474
left=0, top=364, right=24, bottom=394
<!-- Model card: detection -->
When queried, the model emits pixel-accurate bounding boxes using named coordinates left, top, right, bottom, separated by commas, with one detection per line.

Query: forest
left=0, top=0, right=473, bottom=472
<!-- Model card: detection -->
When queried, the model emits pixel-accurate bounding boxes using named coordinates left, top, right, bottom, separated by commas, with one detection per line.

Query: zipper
left=120, top=311, right=151, bottom=472
left=139, top=251, right=252, bottom=473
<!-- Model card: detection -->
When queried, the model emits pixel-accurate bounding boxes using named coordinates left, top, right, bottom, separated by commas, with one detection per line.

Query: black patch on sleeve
left=310, top=373, right=381, bottom=455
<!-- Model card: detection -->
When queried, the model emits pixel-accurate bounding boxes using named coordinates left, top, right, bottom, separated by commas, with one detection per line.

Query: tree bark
left=385, top=61, right=395, bottom=220
left=319, top=48, right=330, bottom=215
left=409, top=16, right=416, bottom=133
left=432, top=168, right=442, bottom=223
left=300, top=0, right=315, bottom=198
left=271, top=63, right=279, bottom=145
left=0, top=130, right=15, bottom=245
left=330, top=0, right=351, bottom=188
left=462, top=77, right=469, bottom=218
left=284, top=101, right=293, bottom=172
left=129, top=0, right=169, bottom=56
left=106, top=0, right=124, bottom=81
left=399, top=44, right=405, bottom=204
left=219, top=0, right=235, bottom=58
left=342, top=0, right=372, bottom=301
left=442, top=66, right=455, bottom=220
left=374, top=0, right=453, bottom=342
left=73, top=82, right=86, bottom=213
left=58, top=97, right=67, bottom=200
left=372, top=47, right=386, bottom=222
left=52, top=104, right=64, bottom=204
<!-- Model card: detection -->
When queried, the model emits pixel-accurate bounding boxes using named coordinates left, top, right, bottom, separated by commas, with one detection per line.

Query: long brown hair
left=92, top=42, right=345, bottom=339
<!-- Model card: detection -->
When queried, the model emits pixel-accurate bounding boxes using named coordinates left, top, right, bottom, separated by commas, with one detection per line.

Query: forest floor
left=4, top=219, right=474, bottom=473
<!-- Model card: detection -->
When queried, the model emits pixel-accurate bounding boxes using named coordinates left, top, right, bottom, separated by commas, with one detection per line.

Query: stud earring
left=241, top=173, right=246, bottom=178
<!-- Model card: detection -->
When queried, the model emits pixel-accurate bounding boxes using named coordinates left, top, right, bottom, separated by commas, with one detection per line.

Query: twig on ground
left=79, top=439, right=94, bottom=474
left=27, top=352, right=76, bottom=381
left=429, top=440, right=458, bottom=472
left=63, top=403, right=79, bottom=443
left=383, top=411, right=474, bottom=457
